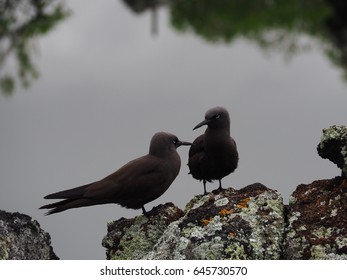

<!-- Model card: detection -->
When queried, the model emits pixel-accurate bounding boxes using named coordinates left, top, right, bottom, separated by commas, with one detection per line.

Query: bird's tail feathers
left=39, top=198, right=103, bottom=215
left=43, top=183, right=91, bottom=199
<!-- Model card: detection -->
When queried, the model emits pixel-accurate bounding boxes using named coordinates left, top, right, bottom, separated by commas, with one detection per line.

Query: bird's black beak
left=193, top=119, right=211, bottom=130
left=176, top=140, right=192, bottom=147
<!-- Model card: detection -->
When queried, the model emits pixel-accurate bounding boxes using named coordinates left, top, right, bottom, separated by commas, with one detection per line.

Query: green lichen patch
left=0, top=239, right=9, bottom=260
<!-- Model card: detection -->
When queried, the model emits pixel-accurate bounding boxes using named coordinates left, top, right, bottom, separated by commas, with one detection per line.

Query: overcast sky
left=0, top=0, right=346, bottom=259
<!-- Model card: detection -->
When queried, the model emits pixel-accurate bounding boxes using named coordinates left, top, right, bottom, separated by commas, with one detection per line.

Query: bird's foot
left=212, top=186, right=224, bottom=194
left=202, top=180, right=208, bottom=195
left=215, top=180, right=224, bottom=193
left=141, top=206, right=149, bottom=216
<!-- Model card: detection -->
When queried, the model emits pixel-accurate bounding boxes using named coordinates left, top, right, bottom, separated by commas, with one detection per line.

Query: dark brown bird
left=40, top=132, right=191, bottom=215
left=188, top=106, right=238, bottom=195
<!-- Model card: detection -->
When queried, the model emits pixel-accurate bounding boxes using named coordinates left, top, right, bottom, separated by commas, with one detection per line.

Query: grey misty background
left=0, top=0, right=346, bottom=259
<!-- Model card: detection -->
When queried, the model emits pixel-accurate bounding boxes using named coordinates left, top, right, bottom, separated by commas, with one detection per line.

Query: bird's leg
left=203, top=180, right=207, bottom=195
left=217, top=179, right=224, bottom=191
left=141, top=205, right=148, bottom=216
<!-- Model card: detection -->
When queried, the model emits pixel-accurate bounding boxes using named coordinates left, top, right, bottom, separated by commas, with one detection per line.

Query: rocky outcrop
left=103, top=184, right=285, bottom=260
left=284, top=177, right=347, bottom=259
left=102, top=203, right=184, bottom=259
left=0, top=210, right=58, bottom=260
left=103, top=178, right=347, bottom=260
left=146, top=184, right=285, bottom=260
left=317, top=125, right=347, bottom=178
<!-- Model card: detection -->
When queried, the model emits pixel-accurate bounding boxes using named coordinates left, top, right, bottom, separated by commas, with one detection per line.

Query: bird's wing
left=188, top=134, right=205, bottom=157
left=83, top=155, right=167, bottom=201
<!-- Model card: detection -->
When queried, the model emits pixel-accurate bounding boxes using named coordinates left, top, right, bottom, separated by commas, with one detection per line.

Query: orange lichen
left=236, top=197, right=251, bottom=209
left=228, top=232, right=236, bottom=238
left=218, top=209, right=235, bottom=216
left=201, top=218, right=214, bottom=226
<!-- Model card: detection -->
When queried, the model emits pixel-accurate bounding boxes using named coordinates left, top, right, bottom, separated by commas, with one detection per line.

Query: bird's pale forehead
left=152, top=132, right=176, bottom=142
left=205, top=107, right=227, bottom=118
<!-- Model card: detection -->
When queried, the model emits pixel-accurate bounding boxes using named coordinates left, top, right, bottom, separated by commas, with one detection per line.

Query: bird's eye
left=215, top=114, right=221, bottom=119
left=172, top=138, right=178, bottom=144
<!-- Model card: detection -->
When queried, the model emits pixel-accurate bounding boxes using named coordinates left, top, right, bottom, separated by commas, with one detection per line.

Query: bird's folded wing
left=84, top=155, right=166, bottom=200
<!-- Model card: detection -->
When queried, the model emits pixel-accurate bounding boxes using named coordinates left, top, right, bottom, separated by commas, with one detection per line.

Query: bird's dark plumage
left=188, top=106, right=238, bottom=194
left=40, top=132, right=191, bottom=215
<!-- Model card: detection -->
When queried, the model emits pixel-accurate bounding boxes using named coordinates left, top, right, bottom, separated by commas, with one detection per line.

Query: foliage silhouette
left=0, top=0, right=70, bottom=96
left=125, top=0, right=347, bottom=82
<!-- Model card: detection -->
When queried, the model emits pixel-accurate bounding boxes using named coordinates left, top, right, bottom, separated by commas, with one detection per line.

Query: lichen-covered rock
left=102, top=178, right=347, bottom=260
left=0, top=210, right=58, bottom=259
left=102, top=202, right=184, bottom=259
left=317, top=125, right=347, bottom=178
left=284, top=177, right=347, bottom=259
left=146, top=183, right=285, bottom=260
left=103, top=184, right=285, bottom=260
